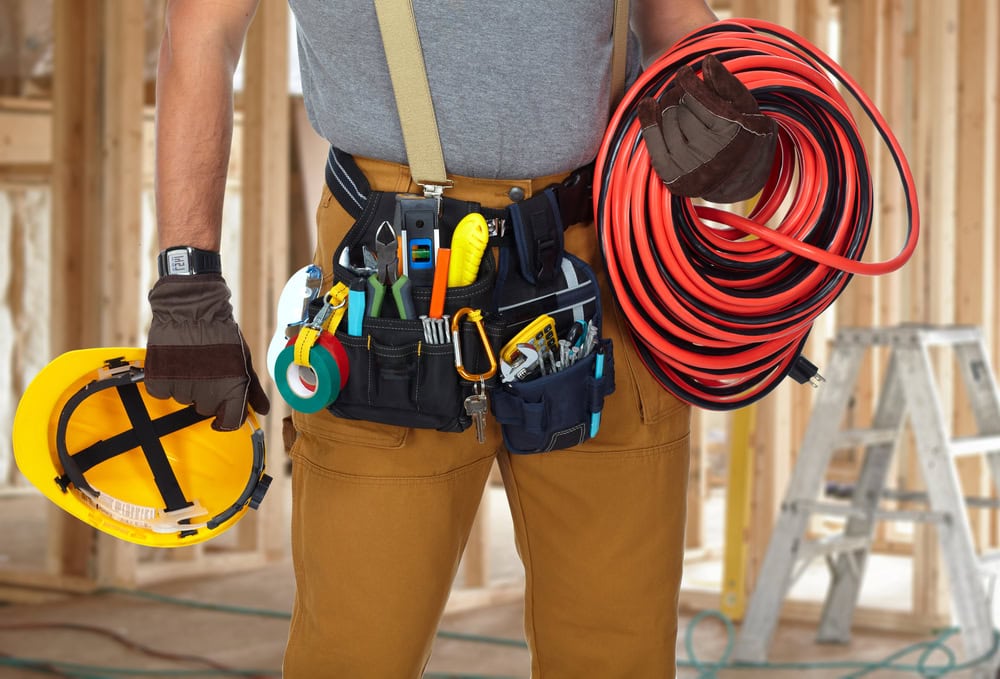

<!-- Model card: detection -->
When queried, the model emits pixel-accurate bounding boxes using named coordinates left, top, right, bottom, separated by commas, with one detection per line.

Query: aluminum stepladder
left=733, top=325, right=1000, bottom=676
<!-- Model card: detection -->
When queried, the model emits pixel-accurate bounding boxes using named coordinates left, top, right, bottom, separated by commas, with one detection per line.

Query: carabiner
left=294, top=282, right=349, bottom=367
left=311, top=282, right=350, bottom=333
left=451, top=307, right=497, bottom=382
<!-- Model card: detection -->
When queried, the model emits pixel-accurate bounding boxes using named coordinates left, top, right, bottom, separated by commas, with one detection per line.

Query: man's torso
left=289, top=0, right=638, bottom=178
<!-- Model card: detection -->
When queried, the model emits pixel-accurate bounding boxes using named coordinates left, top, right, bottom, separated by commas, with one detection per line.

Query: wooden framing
left=909, top=0, right=959, bottom=624
left=2, top=0, right=1000, bottom=640
left=98, top=1, right=145, bottom=349
left=0, top=0, right=288, bottom=594
left=838, top=0, right=880, bottom=451
left=701, top=0, right=1000, bottom=637
left=954, top=0, right=999, bottom=552
left=0, top=98, right=50, bottom=167
left=48, top=0, right=118, bottom=583
left=0, top=0, right=504, bottom=599
left=241, top=0, right=291, bottom=365
left=238, top=0, right=291, bottom=562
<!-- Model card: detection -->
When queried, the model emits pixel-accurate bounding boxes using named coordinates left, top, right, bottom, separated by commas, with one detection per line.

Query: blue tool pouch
left=489, top=242, right=616, bottom=454
left=492, top=338, right=615, bottom=454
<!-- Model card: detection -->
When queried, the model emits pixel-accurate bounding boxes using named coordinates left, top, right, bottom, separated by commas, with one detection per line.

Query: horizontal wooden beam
left=0, top=101, right=51, bottom=165
left=0, top=103, right=243, bottom=183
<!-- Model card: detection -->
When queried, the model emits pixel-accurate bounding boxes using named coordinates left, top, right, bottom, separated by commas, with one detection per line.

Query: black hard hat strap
left=206, top=429, right=270, bottom=530
left=66, top=406, right=207, bottom=477
left=56, top=369, right=204, bottom=514
left=114, top=382, right=193, bottom=513
left=57, top=370, right=136, bottom=496
left=56, top=362, right=269, bottom=537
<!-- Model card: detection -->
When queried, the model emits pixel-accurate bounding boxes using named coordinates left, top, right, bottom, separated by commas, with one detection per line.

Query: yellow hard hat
left=12, top=347, right=271, bottom=548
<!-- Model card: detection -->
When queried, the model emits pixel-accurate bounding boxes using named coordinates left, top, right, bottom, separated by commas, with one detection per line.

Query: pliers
left=366, top=221, right=416, bottom=320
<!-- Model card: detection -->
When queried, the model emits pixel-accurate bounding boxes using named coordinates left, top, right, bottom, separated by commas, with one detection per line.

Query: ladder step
left=834, top=428, right=899, bottom=448
left=798, top=535, right=871, bottom=562
left=796, top=500, right=867, bottom=519
left=948, top=435, right=1000, bottom=457
left=797, top=500, right=945, bottom=524
left=979, top=550, right=1000, bottom=566
left=912, top=325, right=982, bottom=346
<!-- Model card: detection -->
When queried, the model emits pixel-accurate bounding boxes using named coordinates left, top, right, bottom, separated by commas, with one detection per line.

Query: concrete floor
left=0, top=557, right=982, bottom=679
left=0, top=489, right=990, bottom=678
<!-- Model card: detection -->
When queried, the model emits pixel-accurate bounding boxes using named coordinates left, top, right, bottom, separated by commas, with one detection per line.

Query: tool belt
left=303, top=148, right=616, bottom=453
left=326, top=146, right=595, bottom=274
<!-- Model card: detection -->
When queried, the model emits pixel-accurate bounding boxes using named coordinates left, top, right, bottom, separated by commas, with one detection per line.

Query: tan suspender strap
left=610, top=0, right=630, bottom=112
left=372, top=0, right=450, bottom=188
left=374, top=0, right=630, bottom=185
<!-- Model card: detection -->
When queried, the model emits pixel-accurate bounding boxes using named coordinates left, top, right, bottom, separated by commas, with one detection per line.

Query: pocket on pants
left=608, top=296, right=686, bottom=425
left=292, top=408, right=408, bottom=450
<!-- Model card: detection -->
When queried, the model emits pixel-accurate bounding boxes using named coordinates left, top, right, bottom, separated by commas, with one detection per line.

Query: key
left=464, top=382, right=488, bottom=444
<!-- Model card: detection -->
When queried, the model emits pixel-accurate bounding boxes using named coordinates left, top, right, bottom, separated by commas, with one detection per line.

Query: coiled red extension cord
left=594, top=19, right=919, bottom=410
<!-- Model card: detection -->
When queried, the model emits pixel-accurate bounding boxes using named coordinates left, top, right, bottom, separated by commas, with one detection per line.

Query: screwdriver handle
left=429, top=248, right=451, bottom=318
left=348, top=278, right=366, bottom=336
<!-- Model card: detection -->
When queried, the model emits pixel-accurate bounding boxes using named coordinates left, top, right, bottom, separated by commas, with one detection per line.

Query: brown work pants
left=284, top=156, right=691, bottom=678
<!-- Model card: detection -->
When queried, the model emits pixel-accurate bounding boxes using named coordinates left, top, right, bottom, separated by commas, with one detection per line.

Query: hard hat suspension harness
left=54, top=357, right=270, bottom=537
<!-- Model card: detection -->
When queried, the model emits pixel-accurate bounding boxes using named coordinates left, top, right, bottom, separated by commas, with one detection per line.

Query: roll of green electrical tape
left=274, top=341, right=342, bottom=413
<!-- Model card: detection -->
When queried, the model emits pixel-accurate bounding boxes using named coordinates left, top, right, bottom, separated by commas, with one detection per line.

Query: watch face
left=165, top=250, right=192, bottom=275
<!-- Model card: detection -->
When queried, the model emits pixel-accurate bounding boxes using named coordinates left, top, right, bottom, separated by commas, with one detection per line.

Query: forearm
left=634, top=0, right=717, bottom=65
left=154, top=2, right=254, bottom=251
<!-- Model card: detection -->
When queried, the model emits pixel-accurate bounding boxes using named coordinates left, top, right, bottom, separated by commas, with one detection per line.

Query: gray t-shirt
left=289, top=1, right=639, bottom=179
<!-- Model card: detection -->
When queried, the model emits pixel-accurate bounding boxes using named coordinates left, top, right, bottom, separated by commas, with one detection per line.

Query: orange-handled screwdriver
left=429, top=247, right=451, bottom=318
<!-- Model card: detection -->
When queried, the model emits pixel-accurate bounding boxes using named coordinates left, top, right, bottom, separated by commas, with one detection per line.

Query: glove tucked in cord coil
left=594, top=19, right=919, bottom=410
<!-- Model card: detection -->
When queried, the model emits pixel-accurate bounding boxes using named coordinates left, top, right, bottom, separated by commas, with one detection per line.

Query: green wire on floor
left=0, top=658, right=267, bottom=677
left=677, top=609, right=998, bottom=678
left=102, top=587, right=292, bottom=620
left=0, top=588, right=995, bottom=679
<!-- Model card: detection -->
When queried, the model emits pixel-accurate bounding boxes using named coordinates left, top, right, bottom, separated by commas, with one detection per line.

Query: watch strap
left=158, top=247, right=222, bottom=277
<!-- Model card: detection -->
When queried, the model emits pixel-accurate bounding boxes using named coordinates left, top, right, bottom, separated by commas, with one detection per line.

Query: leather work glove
left=146, top=274, right=270, bottom=431
left=638, top=54, right=777, bottom=203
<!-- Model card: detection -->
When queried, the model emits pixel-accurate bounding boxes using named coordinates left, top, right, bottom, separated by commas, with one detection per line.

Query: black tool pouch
left=318, top=149, right=613, bottom=449
left=492, top=338, right=615, bottom=454
left=323, top=191, right=498, bottom=432
left=489, top=225, right=616, bottom=454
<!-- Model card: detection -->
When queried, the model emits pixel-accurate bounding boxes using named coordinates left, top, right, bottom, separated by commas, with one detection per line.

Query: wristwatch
left=157, top=246, right=222, bottom=277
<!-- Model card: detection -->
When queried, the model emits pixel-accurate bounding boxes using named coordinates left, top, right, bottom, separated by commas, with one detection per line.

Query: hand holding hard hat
left=13, top=348, right=271, bottom=548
